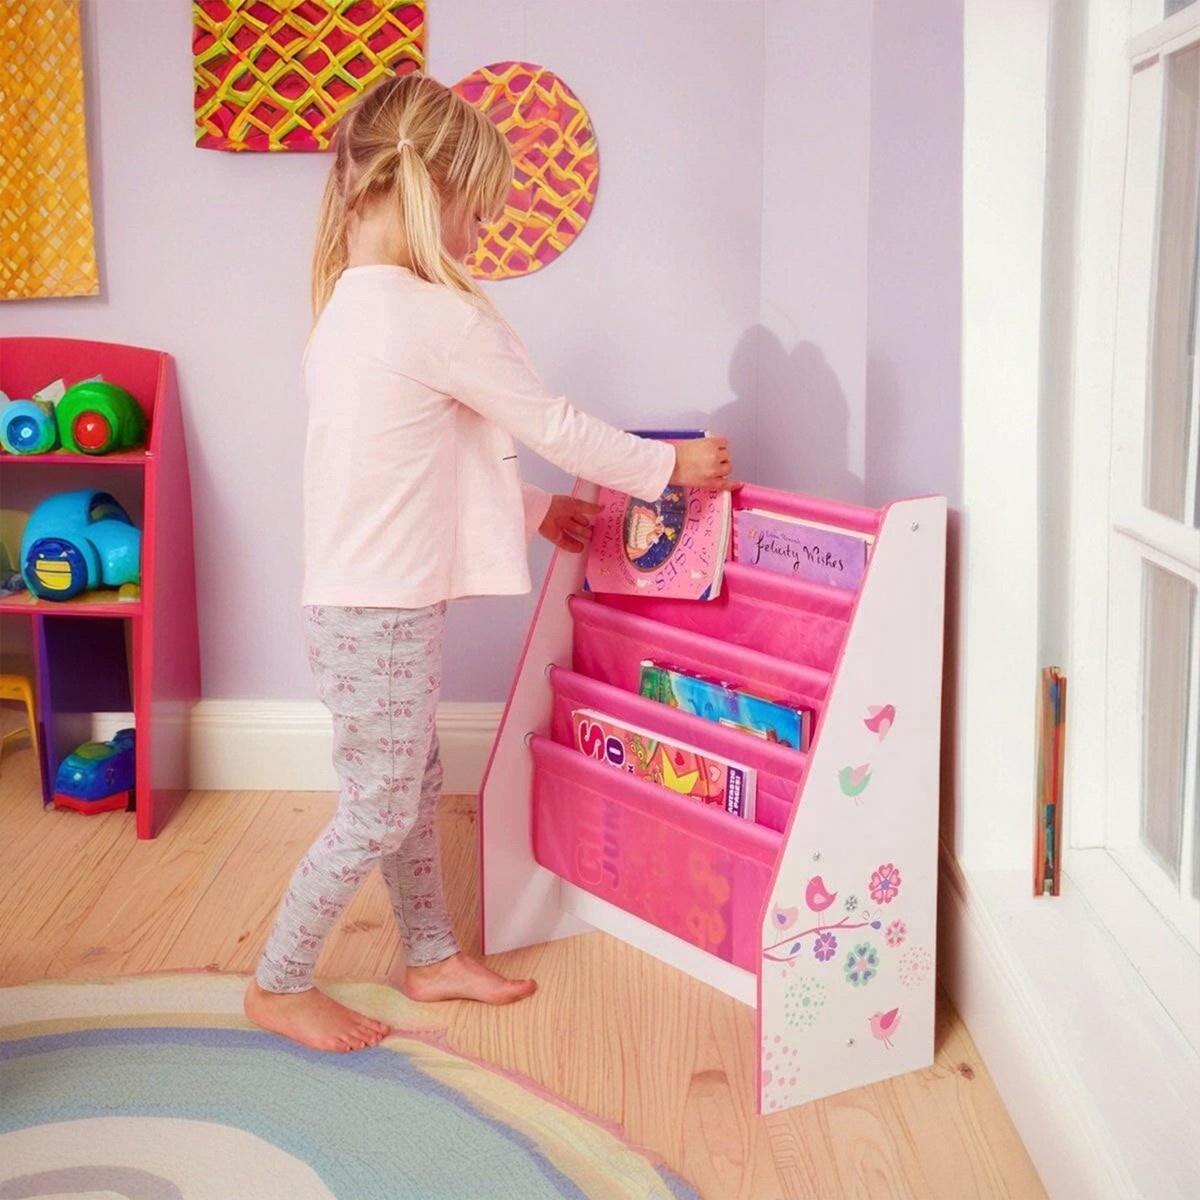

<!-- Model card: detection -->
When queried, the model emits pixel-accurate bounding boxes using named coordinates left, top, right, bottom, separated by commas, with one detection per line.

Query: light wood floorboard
left=0, top=743, right=1045, bottom=1200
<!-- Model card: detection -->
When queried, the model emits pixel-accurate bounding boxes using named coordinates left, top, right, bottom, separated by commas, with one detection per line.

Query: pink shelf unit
left=480, top=481, right=947, bottom=1113
left=0, top=337, right=202, bottom=838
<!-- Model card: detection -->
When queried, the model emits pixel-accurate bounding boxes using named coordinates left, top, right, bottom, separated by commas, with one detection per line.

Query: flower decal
left=784, top=976, right=828, bottom=1030
left=844, top=942, right=879, bottom=987
left=898, top=945, right=933, bottom=989
left=813, top=931, right=838, bottom=962
left=869, top=863, right=902, bottom=905
left=885, top=919, right=907, bottom=947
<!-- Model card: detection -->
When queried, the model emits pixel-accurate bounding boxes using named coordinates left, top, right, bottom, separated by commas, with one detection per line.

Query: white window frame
left=1066, top=0, right=1200, bottom=1053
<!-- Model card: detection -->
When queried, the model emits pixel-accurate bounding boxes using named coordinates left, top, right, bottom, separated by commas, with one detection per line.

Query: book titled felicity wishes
left=734, top=508, right=870, bottom=591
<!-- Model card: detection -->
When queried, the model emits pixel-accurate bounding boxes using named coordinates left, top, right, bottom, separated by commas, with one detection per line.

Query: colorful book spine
left=638, top=662, right=812, bottom=752
left=1034, top=667, right=1067, bottom=896
left=733, top=509, right=868, bottom=590
left=572, top=708, right=757, bottom=820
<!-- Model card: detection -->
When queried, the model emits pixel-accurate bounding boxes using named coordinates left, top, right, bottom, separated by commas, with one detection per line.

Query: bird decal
left=869, top=1007, right=901, bottom=1048
left=864, top=704, right=896, bottom=740
left=838, top=764, right=872, bottom=797
left=771, top=904, right=799, bottom=931
left=805, top=875, right=838, bottom=922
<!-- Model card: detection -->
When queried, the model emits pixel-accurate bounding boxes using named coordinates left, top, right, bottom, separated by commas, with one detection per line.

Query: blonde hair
left=311, top=73, right=512, bottom=316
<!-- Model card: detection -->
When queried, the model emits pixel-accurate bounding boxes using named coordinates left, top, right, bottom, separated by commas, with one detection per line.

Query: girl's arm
left=449, top=309, right=677, bottom=500
left=520, top=482, right=553, bottom=543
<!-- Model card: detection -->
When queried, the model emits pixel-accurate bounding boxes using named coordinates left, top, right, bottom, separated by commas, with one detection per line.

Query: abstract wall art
left=194, top=1, right=426, bottom=151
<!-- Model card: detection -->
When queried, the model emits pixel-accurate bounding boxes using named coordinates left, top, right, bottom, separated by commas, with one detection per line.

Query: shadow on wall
left=728, top=326, right=864, bottom=503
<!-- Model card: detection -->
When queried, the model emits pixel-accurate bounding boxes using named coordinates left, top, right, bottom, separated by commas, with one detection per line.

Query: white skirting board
left=93, top=702, right=502, bottom=795
left=938, top=844, right=1199, bottom=1200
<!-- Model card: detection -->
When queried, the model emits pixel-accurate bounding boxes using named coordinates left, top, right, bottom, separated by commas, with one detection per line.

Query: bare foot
left=395, top=953, right=537, bottom=1005
left=243, top=980, right=392, bottom=1052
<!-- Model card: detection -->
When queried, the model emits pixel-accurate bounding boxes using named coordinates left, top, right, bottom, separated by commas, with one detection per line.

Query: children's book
left=733, top=508, right=871, bottom=590
left=572, top=708, right=757, bottom=820
left=639, top=662, right=813, bottom=752
left=584, top=431, right=731, bottom=602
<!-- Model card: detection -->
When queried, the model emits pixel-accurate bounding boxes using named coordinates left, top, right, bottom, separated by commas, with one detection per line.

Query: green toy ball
left=56, top=381, right=147, bottom=455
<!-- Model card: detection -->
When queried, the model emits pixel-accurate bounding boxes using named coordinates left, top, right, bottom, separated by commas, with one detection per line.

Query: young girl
left=244, top=73, right=734, bottom=1052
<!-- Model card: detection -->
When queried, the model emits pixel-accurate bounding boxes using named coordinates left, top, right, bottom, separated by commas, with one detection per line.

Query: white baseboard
left=939, top=844, right=1199, bottom=1200
left=94, top=701, right=502, bottom=795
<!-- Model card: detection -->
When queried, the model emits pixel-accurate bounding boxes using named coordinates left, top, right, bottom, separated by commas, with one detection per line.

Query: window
left=1106, top=8, right=1200, bottom=947
left=1068, top=0, right=1200, bottom=1050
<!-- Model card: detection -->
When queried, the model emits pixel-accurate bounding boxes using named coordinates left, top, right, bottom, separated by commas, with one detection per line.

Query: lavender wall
left=0, top=0, right=962, bottom=704
left=758, top=0, right=872, bottom=502
left=864, top=0, right=964, bottom=510
left=757, top=0, right=963, bottom=509
left=0, top=0, right=766, bottom=702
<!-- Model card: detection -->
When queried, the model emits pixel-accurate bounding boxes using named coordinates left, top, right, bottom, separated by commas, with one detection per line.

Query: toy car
left=0, top=397, right=58, bottom=454
left=21, top=490, right=141, bottom=601
left=54, top=728, right=136, bottom=814
left=57, top=381, right=146, bottom=455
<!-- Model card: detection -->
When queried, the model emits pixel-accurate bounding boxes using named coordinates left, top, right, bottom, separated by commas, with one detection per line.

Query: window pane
left=1166, top=1, right=1197, bottom=16
left=1193, top=746, right=1199, bottom=899
left=1145, top=45, right=1199, bottom=527
left=1141, top=563, right=1195, bottom=881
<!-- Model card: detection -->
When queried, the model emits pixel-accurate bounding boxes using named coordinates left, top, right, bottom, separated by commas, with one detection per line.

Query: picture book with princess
left=583, top=432, right=731, bottom=601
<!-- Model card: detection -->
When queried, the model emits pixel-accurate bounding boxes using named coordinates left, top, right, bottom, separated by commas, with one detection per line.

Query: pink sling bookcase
left=480, top=482, right=946, bottom=1113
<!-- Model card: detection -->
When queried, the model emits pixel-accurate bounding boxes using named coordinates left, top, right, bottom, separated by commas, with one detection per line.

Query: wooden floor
left=0, top=740, right=1045, bottom=1200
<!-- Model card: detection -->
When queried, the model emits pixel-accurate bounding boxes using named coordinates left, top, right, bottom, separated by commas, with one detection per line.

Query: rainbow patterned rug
left=0, top=973, right=698, bottom=1200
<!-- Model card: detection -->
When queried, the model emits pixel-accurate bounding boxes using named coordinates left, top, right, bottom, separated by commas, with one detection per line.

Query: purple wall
left=864, top=1, right=964, bottom=509
left=0, top=0, right=963, bottom=703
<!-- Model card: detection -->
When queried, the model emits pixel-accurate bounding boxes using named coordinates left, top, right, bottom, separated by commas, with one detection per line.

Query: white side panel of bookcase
left=759, top=496, right=947, bottom=1113
left=478, top=490, right=597, bottom=956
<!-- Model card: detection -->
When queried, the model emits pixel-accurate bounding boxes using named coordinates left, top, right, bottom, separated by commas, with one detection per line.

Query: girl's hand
left=668, top=435, right=737, bottom=489
left=538, top=495, right=603, bottom=553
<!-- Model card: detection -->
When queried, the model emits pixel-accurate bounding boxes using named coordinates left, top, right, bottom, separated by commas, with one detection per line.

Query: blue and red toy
left=21, top=490, right=141, bottom=602
left=53, top=728, right=136, bottom=814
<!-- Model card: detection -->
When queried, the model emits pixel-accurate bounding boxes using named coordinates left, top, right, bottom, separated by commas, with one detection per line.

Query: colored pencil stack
left=1035, top=667, right=1067, bottom=895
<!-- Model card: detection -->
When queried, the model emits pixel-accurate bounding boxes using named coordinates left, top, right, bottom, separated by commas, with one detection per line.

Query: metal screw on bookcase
left=911, top=521, right=920, bottom=531
left=811, top=851, right=821, bottom=862
left=846, top=1038, right=856, bottom=1047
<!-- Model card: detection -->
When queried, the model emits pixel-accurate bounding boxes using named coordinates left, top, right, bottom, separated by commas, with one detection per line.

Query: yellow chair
left=0, top=673, right=38, bottom=766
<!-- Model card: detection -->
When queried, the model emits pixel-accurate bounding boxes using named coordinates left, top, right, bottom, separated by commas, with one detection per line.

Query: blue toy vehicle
left=54, top=728, right=136, bottom=814
left=21, top=490, right=141, bottom=601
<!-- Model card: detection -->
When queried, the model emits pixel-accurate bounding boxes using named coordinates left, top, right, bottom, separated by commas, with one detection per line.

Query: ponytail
left=309, top=74, right=512, bottom=320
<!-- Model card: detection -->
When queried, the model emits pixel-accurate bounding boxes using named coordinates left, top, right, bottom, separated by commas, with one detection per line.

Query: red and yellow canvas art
left=194, top=0, right=426, bottom=151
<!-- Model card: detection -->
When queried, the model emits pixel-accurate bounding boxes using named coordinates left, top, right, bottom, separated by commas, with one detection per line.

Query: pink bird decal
left=869, top=1007, right=901, bottom=1048
left=805, top=875, right=838, bottom=920
left=864, top=704, right=896, bottom=740
left=772, top=904, right=799, bottom=931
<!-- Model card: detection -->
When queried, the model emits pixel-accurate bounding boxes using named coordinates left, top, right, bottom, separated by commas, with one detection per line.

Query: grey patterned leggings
left=256, top=604, right=459, bottom=993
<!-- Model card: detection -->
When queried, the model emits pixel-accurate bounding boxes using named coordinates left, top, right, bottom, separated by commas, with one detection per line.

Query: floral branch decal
left=762, top=913, right=883, bottom=962
left=869, top=862, right=901, bottom=904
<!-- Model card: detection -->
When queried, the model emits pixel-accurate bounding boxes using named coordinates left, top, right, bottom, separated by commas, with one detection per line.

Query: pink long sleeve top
left=301, top=265, right=676, bottom=608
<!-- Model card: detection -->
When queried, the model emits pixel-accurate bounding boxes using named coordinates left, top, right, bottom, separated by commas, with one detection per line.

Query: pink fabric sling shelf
left=0, top=337, right=201, bottom=838
left=481, top=480, right=947, bottom=1113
